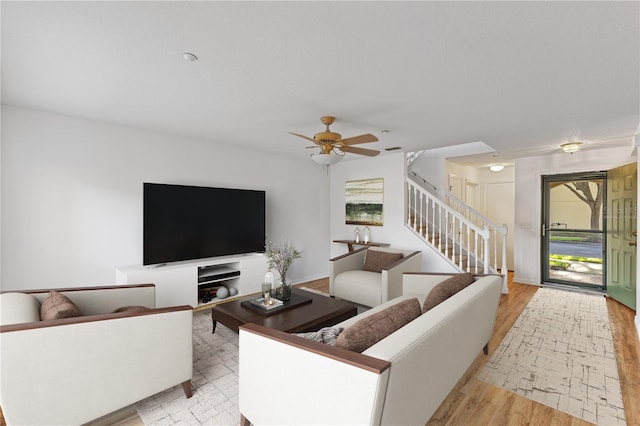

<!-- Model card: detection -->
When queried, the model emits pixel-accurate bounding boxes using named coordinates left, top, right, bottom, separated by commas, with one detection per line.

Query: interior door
left=606, top=163, right=637, bottom=310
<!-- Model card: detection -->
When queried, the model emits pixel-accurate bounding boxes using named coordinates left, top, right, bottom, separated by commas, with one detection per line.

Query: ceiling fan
left=289, top=116, right=380, bottom=164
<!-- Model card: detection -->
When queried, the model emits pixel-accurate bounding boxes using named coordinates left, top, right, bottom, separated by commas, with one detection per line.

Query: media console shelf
left=116, top=253, right=267, bottom=309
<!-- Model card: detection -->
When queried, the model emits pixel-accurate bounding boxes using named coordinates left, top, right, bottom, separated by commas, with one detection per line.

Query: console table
left=332, top=239, right=391, bottom=252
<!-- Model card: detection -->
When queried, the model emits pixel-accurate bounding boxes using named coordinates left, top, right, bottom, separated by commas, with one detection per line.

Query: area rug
left=135, top=311, right=241, bottom=426
left=477, top=287, right=626, bottom=425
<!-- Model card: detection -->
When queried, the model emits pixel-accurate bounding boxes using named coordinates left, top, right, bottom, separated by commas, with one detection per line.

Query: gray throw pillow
left=294, top=327, right=344, bottom=345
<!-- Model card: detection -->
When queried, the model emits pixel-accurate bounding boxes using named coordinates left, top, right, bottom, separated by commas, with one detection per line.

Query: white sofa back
left=239, top=274, right=502, bottom=425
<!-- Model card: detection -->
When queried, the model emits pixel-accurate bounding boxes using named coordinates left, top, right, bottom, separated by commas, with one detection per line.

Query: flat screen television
left=143, top=183, right=266, bottom=265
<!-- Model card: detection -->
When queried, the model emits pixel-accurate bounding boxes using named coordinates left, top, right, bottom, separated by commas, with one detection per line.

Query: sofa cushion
left=336, top=297, right=421, bottom=353
left=362, top=250, right=403, bottom=273
left=40, top=291, right=82, bottom=321
left=112, top=305, right=151, bottom=313
left=293, top=327, right=344, bottom=345
left=0, top=293, right=42, bottom=326
left=422, top=273, right=475, bottom=313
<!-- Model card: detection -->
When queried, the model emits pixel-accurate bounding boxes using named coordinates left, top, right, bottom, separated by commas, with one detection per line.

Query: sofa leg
left=240, top=413, right=251, bottom=426
left=483, top=343, right=489, bottom=355
left=182, top=380, right=193, bottom=398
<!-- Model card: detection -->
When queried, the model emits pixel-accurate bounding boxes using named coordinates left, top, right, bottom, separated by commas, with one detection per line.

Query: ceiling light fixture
left=489, top=164, right=504, bottom=172
left=560, top=141, right=583, bottom=154
left=182, top=52, right=198, bottom=62
left=311, top=152, right=343, bottom=165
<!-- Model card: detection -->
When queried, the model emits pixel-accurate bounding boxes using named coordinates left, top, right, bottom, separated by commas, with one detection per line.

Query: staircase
left=405, top=174, right=509, bottom=294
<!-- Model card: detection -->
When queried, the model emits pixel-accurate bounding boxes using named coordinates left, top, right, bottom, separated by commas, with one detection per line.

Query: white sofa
left=0, top=284, right=193, bottom=426
left=238, top=273, right=502, bottom=426
left=330, top=247, right=423, bottom=307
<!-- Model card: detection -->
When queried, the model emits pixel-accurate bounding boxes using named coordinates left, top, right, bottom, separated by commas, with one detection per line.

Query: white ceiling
left=2, top=1, right=639, bottom=167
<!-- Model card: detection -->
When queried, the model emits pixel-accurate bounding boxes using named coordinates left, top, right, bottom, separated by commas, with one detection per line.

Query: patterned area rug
left=478, top=287, right=626, bottom=425
left=136, top=311, right=241, bottom=426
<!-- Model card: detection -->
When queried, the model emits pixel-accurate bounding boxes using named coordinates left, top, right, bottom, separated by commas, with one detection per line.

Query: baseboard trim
left=512, top=276, right=539, bottom=285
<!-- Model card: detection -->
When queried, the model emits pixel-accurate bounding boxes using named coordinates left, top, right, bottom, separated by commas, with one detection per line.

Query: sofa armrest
left=239, top=323, right=390, bottom=425
left=329, top=247, right=367, bottom=296
left=0, top=306, right=193, bottom=425
left=381, top=251, right=422, bottom=301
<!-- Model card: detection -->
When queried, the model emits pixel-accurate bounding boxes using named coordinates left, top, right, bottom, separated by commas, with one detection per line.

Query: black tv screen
left=143, top=183, right=266, bottom=265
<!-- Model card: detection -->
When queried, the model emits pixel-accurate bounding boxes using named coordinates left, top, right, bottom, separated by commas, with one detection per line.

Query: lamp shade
left=311, top=153, right=343, bottom=165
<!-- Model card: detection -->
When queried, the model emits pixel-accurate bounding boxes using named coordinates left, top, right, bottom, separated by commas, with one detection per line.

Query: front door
left=541, top=172, right=606, bottom=289
left=606, top=163, right=637, bottom=310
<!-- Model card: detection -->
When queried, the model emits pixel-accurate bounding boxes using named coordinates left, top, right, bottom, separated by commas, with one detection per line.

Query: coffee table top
left=211, top=287, right=357, bottom=333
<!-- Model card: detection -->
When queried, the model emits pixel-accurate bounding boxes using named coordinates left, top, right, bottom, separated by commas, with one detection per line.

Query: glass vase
left=363, top=226, right=371, bottom=244
left=276, top=278, right=292, bottom=301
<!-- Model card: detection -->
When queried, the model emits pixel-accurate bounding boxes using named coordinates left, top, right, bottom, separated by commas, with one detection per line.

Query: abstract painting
left=345, top=178, right=383, bottom=226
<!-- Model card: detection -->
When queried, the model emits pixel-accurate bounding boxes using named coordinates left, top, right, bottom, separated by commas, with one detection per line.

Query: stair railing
left=406, top=177, right=509, bottom=293
left=445, top=191, right=508, bottom=275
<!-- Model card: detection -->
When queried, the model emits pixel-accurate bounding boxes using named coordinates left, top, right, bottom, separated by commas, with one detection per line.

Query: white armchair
left=0, top=284, right=193, bottom=426
left=330, top=247, right=422, bottom=307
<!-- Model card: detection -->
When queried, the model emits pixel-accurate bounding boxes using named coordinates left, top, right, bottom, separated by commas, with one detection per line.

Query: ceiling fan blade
left=288, top=132, right=319, bottom=144
left=337, top=134, right=379, bottom=145
left=340, top=146, right=380, bottom=157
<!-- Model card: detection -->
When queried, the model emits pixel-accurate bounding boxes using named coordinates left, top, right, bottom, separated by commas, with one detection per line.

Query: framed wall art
left=345, top=178, right=384, bottom=226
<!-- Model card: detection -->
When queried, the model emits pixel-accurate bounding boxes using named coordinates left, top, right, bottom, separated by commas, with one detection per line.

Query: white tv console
left=116, top=253, right=267, bottom=309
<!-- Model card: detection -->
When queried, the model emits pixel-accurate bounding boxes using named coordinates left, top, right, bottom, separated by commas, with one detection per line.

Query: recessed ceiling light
left=489, top=164, right=505, bottom=172
left=182, top=52, right=198, bottom=62
left=381, top=130, right=391, bottom=133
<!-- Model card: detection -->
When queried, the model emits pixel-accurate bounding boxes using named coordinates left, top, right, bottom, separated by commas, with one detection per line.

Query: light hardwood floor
left=29, top=275, right=640, bottom=426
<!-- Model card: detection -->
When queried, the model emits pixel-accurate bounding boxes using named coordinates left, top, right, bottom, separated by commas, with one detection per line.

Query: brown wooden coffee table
left=211, top=287, right=357, bottom=333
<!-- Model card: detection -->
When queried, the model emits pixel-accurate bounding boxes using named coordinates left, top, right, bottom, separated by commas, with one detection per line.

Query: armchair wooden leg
left=483, top=343, right=489, bottom=355
left=182, top=380, right=193, bottom=398
left=240, top=414, right=251, bottom=426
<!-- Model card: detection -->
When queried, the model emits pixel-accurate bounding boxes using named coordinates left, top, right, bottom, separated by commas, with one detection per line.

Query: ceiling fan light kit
left=290, top=116, right=381, bottom=165
left=311, top=152, right=343, bottom=165
left=560, top=141, right=583, bottom=154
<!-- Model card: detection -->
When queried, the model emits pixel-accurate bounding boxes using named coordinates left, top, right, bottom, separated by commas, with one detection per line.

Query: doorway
left=541, top=172, right=606, bottom=290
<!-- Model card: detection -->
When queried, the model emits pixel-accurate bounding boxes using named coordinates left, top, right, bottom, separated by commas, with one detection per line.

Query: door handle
left=630, top=242, right=637, bottom=247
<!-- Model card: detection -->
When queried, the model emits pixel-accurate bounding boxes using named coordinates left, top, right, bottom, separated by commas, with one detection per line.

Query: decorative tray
left=247, top=297, right=284, bottom=310
left=241, top=292, right=312, bottom=316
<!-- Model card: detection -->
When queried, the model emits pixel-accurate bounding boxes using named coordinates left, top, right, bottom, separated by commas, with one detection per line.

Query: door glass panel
left=543, top=176, right=605, bottom=288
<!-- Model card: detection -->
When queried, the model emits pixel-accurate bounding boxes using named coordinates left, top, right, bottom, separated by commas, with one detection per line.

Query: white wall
left=1, top=106, right=330, bottom=290
left=513, top=145, right=636, bottom=285
left=329, top=152, right=455, bottom=272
